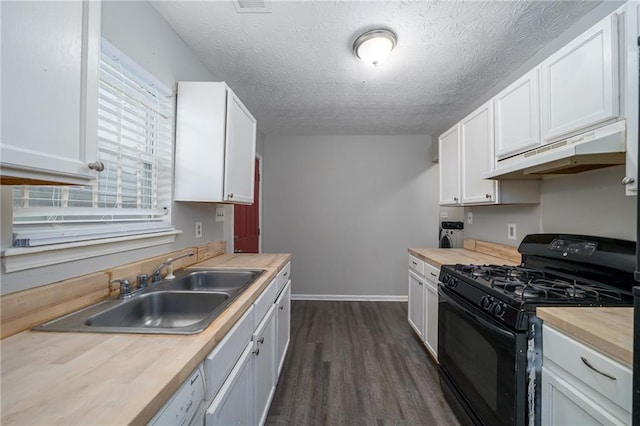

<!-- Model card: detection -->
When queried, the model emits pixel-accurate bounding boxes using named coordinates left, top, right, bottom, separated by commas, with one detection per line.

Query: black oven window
left=448, top=312, right=498, bottom=410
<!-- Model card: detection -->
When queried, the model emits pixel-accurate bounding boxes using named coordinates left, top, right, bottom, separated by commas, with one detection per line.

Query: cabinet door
left=408, top=271, right=424, bottom=339
left=460, top=102, right=498, bottom=204
left=206, top=341, right=254, bottom=426
left=423, top=279, right=438, bottom=360
left=494, top=68, right=541, bottom=158
left=541, top=367, right=625, bottom=426
left=438, top=125, right=461, bottom=205
left=275, top=280, right=291, bottom=379
left=224, top=89, right=257, bottom=204
left=1, top=0, right=100, bottom=185
left=253, top=305, right=276, bottom=426
left=623, top=3, right=639, bottom=195
left=541, top=14, right=619, bottom=142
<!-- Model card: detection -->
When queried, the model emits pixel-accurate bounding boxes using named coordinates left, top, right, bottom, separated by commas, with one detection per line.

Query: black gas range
left=437, top=234, right=635, bottom=426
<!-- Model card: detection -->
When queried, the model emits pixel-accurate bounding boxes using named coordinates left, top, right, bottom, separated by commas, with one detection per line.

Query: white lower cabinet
left=206, top=342, right=254, bottom=426
left=407, top=254, right=439, bottom=361
left=202, top=264, right=292, bottom=426
left=253, top=305, right=277, bottom=426
left=541, top=325, right=632, bottom=425
left=275, top=280, right=291, bottom=378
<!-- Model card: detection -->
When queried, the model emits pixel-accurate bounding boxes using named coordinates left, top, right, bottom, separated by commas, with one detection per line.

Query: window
left=12, top=40, right=174, bottom=247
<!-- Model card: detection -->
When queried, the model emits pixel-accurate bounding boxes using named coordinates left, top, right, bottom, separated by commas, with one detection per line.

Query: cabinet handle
left=258, top=337, right=265, bottom=344
left=430, top=272, right=437, bottom=277
left=253, top=347, right=260, bottom=356
left=88, top=161, right=105, bottom=172
left=411, top=261, right=417, bottom=266
left=418, top=282, right=423, bottom=286
left=485, top=193, right=492, bottom=199
left=580, top=356, right=616, bottom=380
left=453, top=197, right=458, bottom=202
left=622, top=176, right=635, bottom=185
left=228, top=193, right=234, bottom=199
left=284, top=272, right=288, bottom=276
left=279, top=305, right=284, bottom=310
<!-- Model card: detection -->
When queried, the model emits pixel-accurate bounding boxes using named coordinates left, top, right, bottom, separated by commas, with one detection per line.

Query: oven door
left=438, top=286, right=527, bottom=425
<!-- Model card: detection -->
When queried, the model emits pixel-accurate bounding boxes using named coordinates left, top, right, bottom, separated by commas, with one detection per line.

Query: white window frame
left=3, top=40, right=180, bottom=273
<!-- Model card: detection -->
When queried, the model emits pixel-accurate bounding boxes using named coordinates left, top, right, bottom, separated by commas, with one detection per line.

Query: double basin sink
left=33, top=269, right=264, bottom=335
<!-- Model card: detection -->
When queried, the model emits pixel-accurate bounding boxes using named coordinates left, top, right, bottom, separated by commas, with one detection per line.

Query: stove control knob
left=480, top=296, right=492, bottom=309
left=442, top=275, right=450, bottom=284
left=448, top=277, right=457, bottom=288
left=491, top=302, right=505, bottom=317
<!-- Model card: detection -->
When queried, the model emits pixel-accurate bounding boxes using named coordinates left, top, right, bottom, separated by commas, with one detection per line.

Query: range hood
left=483, top=120, right=626, bottom=180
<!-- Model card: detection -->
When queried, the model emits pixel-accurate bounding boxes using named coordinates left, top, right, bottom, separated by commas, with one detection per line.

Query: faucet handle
left=110, top=279, right=132, bottom=298
left=137, top=274, right=149, bottom=289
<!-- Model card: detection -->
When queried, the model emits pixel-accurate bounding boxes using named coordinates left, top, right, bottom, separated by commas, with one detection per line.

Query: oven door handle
left=440, top=287, right=514, bottom=340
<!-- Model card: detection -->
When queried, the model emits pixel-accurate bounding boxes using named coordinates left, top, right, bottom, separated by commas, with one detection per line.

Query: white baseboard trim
left=291, top=294, right=408, bottom=302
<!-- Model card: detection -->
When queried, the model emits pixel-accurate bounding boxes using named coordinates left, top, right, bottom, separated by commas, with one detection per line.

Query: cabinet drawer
left=204, top=305, right=254, bottom=402
left=542, top=325, right=632, bottom=412
left=254, top=278, right=277, bottom=326
left=276, top=262, right=291, bottom=294
left=408, top=255, right=424, bottom=275
left=424, top=262, right=440, bottom=283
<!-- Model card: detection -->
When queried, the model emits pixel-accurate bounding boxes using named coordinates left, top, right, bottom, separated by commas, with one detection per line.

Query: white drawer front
left=204, top=305, right=254, bottom=402
left=276, top=262, right=291, bottom=294
left=543, top=325, right=632, bottom=413
left=254, top=278, right=277, bottom=326
left=424, top=262, right=440, bottom=284
left=408, top=255, right=425, bottom=276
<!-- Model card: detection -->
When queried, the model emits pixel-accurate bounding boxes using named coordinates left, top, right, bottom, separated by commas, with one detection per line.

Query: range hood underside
left=492, top=153, right=626, bottom=180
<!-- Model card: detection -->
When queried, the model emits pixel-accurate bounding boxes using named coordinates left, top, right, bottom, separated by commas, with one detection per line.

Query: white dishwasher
left=148, top=363, right=206, bottom=426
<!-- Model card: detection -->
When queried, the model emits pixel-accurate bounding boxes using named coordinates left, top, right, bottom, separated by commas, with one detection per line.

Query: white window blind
left=12, top=40, right=175, bottom=247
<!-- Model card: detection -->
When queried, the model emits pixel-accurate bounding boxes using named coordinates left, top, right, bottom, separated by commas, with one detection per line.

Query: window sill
left=2, top=230, right=181, bottom=273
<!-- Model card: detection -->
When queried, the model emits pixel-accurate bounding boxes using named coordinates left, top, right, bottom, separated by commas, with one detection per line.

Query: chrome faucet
left=151, top=251, right=194, bottom=283
left=110, top=279, right=132, bottom=299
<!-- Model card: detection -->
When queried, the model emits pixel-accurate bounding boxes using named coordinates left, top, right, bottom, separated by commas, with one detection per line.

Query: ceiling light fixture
left=352, top=29, right=397, bottom=66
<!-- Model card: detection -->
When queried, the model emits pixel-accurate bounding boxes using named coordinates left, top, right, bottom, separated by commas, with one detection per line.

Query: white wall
left=262, top=134, right=437, bottom=298
left=463, top=204, right=541, bottom=246
left=540, top=166, right=636, bottom=240
left=0, top=1, right=225, bottom=295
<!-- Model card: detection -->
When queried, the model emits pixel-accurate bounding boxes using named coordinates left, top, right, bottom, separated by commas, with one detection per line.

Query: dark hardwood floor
left=266, top=301, right=461, bottom=426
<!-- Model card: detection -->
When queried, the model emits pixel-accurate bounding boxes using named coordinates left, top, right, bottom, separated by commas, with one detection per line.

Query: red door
left=234, top=157, right=260, bottom=253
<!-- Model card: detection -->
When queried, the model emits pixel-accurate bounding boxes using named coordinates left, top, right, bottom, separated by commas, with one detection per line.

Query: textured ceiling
left=150, top=0, right=602, bottom=136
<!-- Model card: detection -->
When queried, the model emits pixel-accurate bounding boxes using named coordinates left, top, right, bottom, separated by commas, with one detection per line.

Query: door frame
left=256, top=153, right=263, bottom=253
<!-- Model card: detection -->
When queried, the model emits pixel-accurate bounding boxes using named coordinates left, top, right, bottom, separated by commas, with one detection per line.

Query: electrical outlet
left=195, top=221, right=203, bottom=239
left=467, top=212, right=473, bottom=224
left=215, top=207, right=225, bottom=222
left=508, top=223, right=517, bottom=240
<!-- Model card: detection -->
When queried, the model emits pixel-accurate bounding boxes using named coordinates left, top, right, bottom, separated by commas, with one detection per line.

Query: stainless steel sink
left=163, top=269, right=263, bottom=292
left=33, top=269, right=265, bottom=335
left=85, top=291, right=229, bottom=329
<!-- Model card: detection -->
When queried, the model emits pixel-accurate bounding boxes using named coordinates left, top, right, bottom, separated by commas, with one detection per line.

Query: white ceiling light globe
left=353, top=29, right=397, bottom=67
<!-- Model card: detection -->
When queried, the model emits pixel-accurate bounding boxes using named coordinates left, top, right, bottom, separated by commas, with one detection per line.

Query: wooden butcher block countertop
left=0, top=253, right=291, bottom=426
left=409, top=247, right=521, bottom=268
left=537, top=307, right=633, bottom=367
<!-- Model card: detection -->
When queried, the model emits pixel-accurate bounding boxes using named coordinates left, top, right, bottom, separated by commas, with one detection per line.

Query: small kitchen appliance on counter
left=439, top=221, right=464, bottom=248
left=438, top=233, right=636, bottom=426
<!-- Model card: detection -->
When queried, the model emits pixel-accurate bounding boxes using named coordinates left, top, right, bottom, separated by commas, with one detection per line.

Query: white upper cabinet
left=438, top=125, right=461, bottom=205
left=460, top=101, right=498, bottom=204
left=494, top=68, right=541, bottom=159
left=0, top=0, right=101, bottom=185
left=540, top=14, right=619, bottom=142
left=175, top=82, right=257, bottom=204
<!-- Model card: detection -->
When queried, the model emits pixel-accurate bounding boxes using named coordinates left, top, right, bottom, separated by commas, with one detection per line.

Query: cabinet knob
left=88, top=161, right=105, bottom=172
left=485, top=193, right=492, bottom=199
left=279, top=305, right=284, bottom=310
left=257, top=337, right=265, bottom=344
left=253, top=347, right=260, bottom=356
left=622, top=176, right=635, bottom=185
left=453, top=197, right=458, bottom=202
left=228, top=193, right=234, bottom=199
